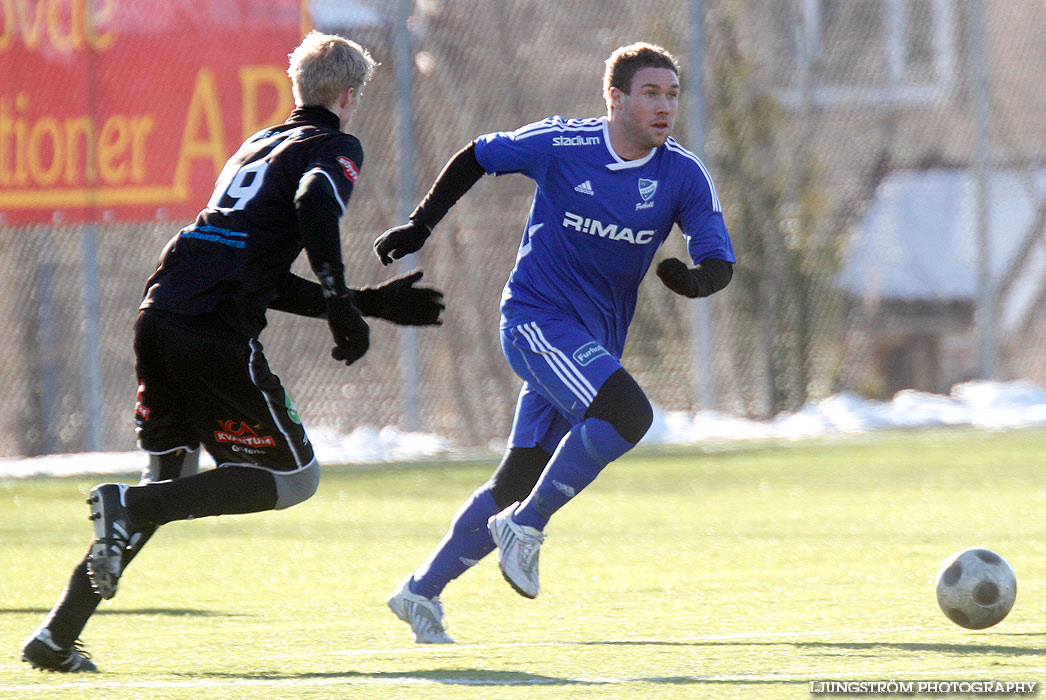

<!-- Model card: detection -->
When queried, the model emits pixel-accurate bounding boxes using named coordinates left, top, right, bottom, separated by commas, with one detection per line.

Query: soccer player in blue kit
left=375, top=42, right=735, bottom=643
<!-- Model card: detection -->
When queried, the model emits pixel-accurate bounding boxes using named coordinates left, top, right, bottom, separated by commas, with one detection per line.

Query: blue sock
left=410, top=487, right=499, bottom=599
left=513, top=417, right=635, bottom=531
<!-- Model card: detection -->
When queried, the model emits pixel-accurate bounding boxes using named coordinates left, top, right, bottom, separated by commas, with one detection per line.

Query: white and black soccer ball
left=934, top=548, right=1016, bottom=629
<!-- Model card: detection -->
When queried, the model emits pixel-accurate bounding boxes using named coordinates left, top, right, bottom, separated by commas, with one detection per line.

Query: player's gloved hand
left=356, top=269, right=445, bottom=326
left=656, top=257, right=700, bottom=298
left=373, top=220, right=431, bottom=265
left=325, top=294, right=370, bottom=365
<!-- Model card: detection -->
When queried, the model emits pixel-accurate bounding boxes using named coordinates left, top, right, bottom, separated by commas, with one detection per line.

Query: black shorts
left=133, top=309, right=314, bottom=471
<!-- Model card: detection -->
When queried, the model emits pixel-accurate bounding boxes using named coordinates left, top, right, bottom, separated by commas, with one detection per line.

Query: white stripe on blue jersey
left=515, top=117, right=605, bottom=141
left=664, top=138, right=721, bottom=212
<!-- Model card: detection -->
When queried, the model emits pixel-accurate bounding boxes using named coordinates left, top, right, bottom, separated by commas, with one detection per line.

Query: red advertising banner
left=0, top=0, right=306, bottom=224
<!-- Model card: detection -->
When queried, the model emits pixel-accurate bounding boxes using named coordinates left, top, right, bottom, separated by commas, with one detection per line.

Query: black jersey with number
left=140, top=106, right=363, bottom=337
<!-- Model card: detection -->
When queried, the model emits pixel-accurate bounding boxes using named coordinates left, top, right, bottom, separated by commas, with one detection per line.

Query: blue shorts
left=500, top=318, right=622, bottom=454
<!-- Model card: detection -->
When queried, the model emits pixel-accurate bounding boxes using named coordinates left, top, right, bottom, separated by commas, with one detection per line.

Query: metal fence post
left=38, top=259, right=59, bottom=454
left=969, top=0, right=995, bottom=379
left=82, top=225, right=104, bottom=451
left=393, top=0, right=421, bottom=431
left=688, top=0, right=715, bottom=412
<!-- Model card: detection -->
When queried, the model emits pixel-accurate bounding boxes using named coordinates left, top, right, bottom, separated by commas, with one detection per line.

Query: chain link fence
left=2, top=0, right=1045, bottom=457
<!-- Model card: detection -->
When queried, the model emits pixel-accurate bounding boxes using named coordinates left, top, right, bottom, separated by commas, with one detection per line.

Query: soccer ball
left=934, top=548, right=1016, bottom=629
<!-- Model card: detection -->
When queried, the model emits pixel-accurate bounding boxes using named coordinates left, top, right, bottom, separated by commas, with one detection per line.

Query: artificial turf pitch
left=2, top=427, right=1045, bottom=699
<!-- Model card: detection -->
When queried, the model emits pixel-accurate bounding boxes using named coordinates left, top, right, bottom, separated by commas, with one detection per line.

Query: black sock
left=124, top=466, right=279, bottom=526
left=42, top=552, right=102, bottom=648
left=42, top=526, right=158, bottom=647
left=39, top=468, right=277, bottom=648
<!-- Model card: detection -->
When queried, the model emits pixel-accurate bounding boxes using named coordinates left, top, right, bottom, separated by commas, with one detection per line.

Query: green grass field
left=2, top=427, right=1045, bottom=699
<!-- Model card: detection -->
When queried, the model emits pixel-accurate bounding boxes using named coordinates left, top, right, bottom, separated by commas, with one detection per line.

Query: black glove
left=373, top=220, right=431, bottom=265
left=325, top=294, right=370, bottom=365
left=656, top=258, right=701, bottom=298
left=356, top=269, right=445, bottom=326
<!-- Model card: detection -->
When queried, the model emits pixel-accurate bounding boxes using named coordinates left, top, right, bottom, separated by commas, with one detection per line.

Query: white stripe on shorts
left=517, top=322, right=597, bottom=405
left=248, top=338, right=309, bottom=469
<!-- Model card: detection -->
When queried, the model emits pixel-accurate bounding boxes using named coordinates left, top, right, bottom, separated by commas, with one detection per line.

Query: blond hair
left=287, top=31, right=377, bottom=108
left=603, top=42, right=679, bottom=109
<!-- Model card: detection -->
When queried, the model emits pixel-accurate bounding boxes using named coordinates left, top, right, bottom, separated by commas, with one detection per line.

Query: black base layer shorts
left=133, top=309, right=314, bottom=471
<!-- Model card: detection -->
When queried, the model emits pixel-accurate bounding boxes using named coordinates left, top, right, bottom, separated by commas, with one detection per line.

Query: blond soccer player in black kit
left=21, top=31, right=445, bottom=672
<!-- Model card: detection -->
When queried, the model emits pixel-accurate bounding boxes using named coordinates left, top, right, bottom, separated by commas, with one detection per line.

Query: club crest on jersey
left=337, top=156, right=359, bottom=182
left=636, top=178, right=657, bottom=210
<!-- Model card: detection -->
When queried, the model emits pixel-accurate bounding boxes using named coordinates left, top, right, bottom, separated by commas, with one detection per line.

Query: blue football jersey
left=474, top=115, right=734, bottom=356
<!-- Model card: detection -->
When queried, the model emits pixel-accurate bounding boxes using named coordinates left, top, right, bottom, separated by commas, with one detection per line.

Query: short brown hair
left=603, top=42, right=679, bottom=107
left=288, top=31, right=377, bottom=108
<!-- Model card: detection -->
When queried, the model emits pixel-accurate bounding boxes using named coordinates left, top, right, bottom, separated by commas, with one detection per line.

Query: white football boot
left=387, top=576, right=454, bottom=644
left=487, top=503, right=546, bottom=599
